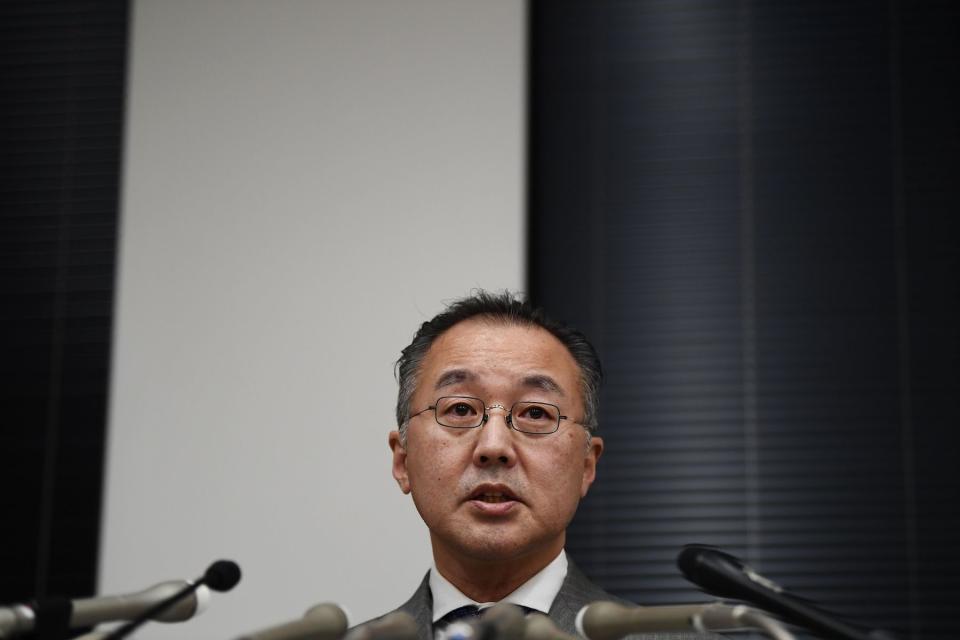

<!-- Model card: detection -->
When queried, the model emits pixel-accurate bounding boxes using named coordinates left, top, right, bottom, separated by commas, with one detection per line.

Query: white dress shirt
left=429, top=549, right=569, bottom=622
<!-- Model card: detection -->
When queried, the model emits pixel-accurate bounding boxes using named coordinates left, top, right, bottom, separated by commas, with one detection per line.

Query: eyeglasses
left=408, top=395, right=576, bottom=435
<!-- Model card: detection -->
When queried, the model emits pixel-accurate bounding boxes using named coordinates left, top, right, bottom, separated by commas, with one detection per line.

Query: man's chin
left=433, top=529, right=561, bottom=566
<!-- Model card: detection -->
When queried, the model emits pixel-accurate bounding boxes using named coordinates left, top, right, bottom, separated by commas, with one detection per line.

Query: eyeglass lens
left=433, top=396, right=560, bottom=434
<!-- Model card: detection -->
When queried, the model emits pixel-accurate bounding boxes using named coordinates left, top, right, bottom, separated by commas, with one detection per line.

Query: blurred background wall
left=529, top=3, right=959, bottom=639
left=102, top=1, right=525, bottom=637
left=3, top=1, right=525, bottom=637
left=3, top=1, right=957, bottom=639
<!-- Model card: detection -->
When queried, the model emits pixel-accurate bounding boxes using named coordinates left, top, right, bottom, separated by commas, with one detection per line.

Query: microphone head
left=204, top=560, right=242, bottom=592
left=525, top=612, right=579, bottom=640
left=347, top=611, right=418, bottom=640
left=478, top=603, right=526, bottom=640
left=677, top=544, right=752, bottom=600
left=303, top=602, right=350, bottom=630
left=575, top=601, right=633, bottom=640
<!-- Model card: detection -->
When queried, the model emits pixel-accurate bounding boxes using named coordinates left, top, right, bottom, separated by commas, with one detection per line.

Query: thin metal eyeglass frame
left=407, top=395, right=581, bottom=435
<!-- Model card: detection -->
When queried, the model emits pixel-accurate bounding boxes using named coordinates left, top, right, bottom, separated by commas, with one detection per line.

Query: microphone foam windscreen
left=204, top=560, right=242, bottom=592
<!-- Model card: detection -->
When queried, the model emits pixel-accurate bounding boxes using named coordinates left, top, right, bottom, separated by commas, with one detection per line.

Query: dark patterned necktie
left=435, top=604, right=539, bottom=635
left=436, top=604, right=482, bottom=629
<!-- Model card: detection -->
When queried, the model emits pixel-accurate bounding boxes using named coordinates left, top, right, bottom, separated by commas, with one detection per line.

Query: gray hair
left=395, top=291, right=602, bottom=443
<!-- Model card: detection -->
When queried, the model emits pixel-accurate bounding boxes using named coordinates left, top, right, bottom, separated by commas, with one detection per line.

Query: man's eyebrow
left=434, top=369, right=473, bottom=390
left=521, top=374, right=565, bottom=396
left=433, top=370, right=565, bottom=395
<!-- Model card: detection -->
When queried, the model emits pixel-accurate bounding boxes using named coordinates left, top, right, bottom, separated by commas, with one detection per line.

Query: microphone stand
left=100, top=560, right=240, bottom=640
left=99, top=581, right=203, bottom=640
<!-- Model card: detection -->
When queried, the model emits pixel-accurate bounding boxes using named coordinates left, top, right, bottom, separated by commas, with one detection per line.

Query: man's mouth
left=475, top=492, right=512, bottom=503
left=468, top=485, right=520, bottom=504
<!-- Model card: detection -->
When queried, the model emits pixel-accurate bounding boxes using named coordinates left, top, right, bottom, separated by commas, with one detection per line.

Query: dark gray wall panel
left=529, top=2, right=959, bottom=638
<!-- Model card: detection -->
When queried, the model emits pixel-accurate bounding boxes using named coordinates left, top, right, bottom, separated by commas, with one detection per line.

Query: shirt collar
left=429, top=550, right=568, bottom=622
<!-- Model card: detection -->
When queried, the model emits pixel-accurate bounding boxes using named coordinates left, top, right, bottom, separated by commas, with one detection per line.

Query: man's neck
left=431, top=539, right=565, bottom=602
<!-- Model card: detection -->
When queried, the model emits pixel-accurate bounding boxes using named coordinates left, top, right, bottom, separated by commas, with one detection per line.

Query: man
left=380, top=291, right=715, bottom=639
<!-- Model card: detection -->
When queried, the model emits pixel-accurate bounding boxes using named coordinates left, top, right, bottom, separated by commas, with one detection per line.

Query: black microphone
left=677, top=544, right=897, bottom=640
left=204, top=560, right=243, bottom=592
left=100, top=559, right=241, bottom=640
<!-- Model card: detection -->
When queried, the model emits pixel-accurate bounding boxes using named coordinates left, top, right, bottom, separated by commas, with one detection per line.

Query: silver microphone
left=521, top=612, right=579, bottom=640
left=0, top=581, right=210, bottom=638
left=576, top=600, right=796, bottom=640
left=342, top=611, right=418, bottom=640
left=235, top=602, right=349, bottom=640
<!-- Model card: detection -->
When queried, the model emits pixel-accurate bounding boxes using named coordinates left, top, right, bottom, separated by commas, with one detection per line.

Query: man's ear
left=580, top=436, right=604, bottom=497
left=389, top=430, right=411, bottom=494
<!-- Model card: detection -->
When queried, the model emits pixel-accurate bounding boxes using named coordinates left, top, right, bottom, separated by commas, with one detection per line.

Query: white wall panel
left=101, top=1, right=524, bottom=637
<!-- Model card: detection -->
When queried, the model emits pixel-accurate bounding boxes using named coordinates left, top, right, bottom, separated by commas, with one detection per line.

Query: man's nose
left=472, top=406, right=517, bottom=467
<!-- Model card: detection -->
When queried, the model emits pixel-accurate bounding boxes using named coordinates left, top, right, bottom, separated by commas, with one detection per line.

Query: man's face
left=389, top=318, right=603, bottom=568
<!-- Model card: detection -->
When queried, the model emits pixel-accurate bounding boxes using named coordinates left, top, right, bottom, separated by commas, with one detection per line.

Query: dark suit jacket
left=370, top=559, right=721, bottom=639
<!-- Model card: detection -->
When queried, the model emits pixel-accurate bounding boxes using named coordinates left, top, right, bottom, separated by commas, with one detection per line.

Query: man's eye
left=519, top=403, right=556, bottom=421
left=438, top=398, right=480, bottom=417
left=451, top=403, right=474, bottom=416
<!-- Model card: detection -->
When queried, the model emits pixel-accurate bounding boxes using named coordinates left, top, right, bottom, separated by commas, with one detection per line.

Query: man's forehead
left=433, top=368, right=566, bottom=396
left=415, top=319, right=580, bottom=394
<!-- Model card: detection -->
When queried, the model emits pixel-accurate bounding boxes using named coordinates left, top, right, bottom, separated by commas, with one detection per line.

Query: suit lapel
left=396, top=571, right=433, bottom=640
left=548, top=559, right=623, bottom=634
